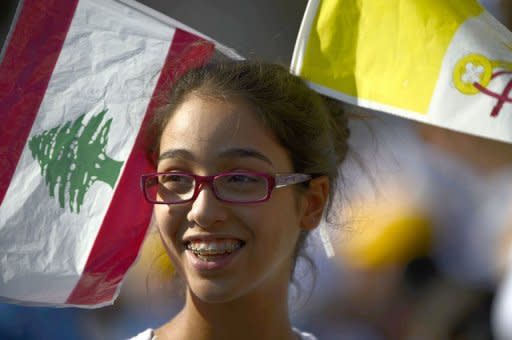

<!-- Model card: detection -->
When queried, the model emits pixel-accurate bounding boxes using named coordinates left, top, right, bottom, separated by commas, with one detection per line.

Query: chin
left=190, top=286, right=238, bottom=304
left=187, top=276, right=257, bottom=304
left=188, top=275, right=235, bottom=299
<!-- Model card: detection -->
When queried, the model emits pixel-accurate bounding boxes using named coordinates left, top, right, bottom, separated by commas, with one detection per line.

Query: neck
left=159, top=278, right=297, bottom=340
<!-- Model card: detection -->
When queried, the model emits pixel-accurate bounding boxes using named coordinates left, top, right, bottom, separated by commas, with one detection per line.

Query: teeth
left=197, top=254, right=216, bottom=262
left=186, top=239, right=243, bottom=257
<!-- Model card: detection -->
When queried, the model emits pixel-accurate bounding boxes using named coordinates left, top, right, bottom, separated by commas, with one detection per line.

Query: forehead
left=159, top=95, right=292, bottom=169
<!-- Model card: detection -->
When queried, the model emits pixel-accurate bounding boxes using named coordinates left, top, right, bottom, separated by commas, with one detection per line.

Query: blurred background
left=2, top=0, right=512, bottom=339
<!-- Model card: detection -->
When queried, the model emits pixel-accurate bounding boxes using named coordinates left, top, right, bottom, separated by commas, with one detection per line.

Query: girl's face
left=154, top=94, right=306, bottom=303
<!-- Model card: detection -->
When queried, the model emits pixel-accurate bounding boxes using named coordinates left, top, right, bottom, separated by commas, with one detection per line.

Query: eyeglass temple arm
left=275, top=174, right=312, bottom=188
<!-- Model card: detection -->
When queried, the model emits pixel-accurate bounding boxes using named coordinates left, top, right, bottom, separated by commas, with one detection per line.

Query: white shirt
left=128, top=327, right=318, bottom=340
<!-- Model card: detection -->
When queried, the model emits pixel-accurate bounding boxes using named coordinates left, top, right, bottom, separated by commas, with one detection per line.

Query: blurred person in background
left=482, top=3, right=512, bottom=340
left=327, top=111, right=509, bottom=339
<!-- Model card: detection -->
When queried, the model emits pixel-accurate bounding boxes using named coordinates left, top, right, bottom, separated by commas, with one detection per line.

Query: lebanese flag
left=0, top=0, right=239, bottom=307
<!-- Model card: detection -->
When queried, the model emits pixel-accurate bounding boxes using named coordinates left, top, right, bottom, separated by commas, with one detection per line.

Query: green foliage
left=29, top=109, right=123, bottom=213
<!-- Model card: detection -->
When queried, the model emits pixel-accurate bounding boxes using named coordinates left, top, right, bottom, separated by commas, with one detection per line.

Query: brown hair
left=146, top=60, right=350, bottom=296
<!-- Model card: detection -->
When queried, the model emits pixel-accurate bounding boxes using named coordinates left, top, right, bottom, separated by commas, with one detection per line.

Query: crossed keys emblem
left=453, top=51, right=512, bottom=117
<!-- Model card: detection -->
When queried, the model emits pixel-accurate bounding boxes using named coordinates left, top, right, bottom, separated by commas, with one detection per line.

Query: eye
left=226, top=174, right=259, bottom=184
left=161, top=174, right=187, bottom=183
left=159, top=174, right=194, bottom=193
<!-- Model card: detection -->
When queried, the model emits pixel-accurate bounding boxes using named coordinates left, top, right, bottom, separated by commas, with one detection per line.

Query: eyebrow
left=158, top=147, right=274, bottom=166
left=218, top=148, right=274, bottom=166
left=158, top=149, right=194, bottom=162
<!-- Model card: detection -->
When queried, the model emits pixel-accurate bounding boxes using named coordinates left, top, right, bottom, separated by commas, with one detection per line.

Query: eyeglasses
left=141, top=171, right=312, bottom=204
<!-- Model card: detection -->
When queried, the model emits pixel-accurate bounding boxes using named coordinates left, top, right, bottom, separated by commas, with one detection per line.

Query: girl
left=132, top=61, right=350, bottom=340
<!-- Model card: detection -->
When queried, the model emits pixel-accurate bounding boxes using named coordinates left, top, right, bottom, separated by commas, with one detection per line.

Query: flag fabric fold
left=0, top=0, right=239, bottom=307
left=291, top=0, right=512, bottom=144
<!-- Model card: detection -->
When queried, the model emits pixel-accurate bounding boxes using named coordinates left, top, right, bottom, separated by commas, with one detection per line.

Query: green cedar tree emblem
left=28, top=109, right=123, bottom=213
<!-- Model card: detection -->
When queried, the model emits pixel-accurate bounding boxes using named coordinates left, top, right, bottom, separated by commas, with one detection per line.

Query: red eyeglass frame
left=140, top=171, right=312, bottom=204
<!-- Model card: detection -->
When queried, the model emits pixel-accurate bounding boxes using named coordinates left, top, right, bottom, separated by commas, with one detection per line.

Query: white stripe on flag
left=428, top=11, right=512, bottom=142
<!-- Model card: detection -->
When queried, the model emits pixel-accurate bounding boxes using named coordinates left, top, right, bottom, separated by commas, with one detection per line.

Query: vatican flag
left=291, top=0, right=512, bottom=143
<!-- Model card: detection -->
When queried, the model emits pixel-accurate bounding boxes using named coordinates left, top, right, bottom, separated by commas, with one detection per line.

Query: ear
left=299, top=176, right=329, bottom=230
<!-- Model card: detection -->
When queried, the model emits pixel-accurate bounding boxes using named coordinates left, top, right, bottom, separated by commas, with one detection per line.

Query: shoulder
left=293, top=327, right=318, bottom=340
left=126, top=328, right=156, bottom=340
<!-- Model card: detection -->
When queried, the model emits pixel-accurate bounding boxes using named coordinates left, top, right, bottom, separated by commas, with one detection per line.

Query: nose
left=186, top=183, right=228, bottom=228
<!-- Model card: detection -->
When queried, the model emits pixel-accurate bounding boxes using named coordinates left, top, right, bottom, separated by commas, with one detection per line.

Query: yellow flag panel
left=300, top=0, right=483, bottom=113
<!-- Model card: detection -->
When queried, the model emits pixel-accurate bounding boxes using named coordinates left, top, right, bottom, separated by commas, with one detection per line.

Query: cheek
left=274, top=190, right=303, bottom=222
left=153, top=205, right=190, bottom=277
left=153, top=205, right=183, bottom=253
left=256, top=194, right=302, bottom=245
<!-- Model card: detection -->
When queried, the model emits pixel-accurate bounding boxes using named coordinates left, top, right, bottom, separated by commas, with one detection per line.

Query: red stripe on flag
left=65, top=29, right=215, bottom=305
left=0, top=0, right=79, bottom=205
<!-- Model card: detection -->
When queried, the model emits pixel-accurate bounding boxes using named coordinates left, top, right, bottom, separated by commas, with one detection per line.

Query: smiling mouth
left=185, top=239, right=245, bottom=262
